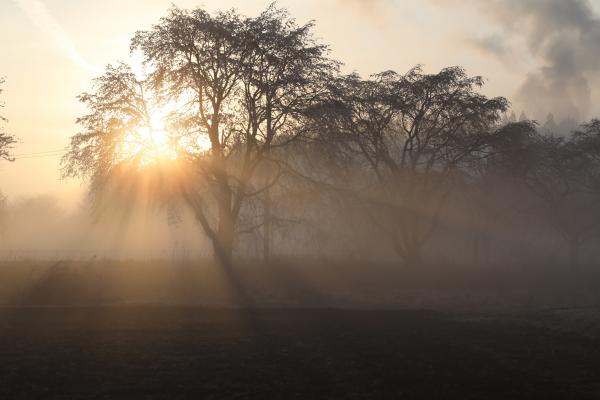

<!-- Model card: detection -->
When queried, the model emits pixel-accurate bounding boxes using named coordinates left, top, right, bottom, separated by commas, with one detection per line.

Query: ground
left=2, top=306, right=600, bottom=399
left=3, top=260, right=600, bottom=398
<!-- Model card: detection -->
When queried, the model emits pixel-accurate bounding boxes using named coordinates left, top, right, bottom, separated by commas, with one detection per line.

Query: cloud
left=339, top=0, right=396, bottom=26
left=433, top=0, right=600, bottom=121
left=11, top=0, right=100, bottom=74
left=469, top=34, right=510, bottom=57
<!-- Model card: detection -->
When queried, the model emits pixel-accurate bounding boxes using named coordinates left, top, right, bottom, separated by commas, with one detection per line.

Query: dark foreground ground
left=2, top=306, right=600, bottom=399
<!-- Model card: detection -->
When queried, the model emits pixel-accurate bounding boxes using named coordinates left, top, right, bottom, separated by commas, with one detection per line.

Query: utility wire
left=15, top=154, right=65, bottom=160
left=11, top=148, right=68, bottom=160
left=13, top=148, right=67, bottom=157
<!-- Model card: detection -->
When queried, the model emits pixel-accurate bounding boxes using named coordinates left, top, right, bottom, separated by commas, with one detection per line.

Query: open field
left=4, top=0, right=600, bottom=398
left=2, top=259, right=600, bottom=311
left=2, top=261, right=600, bottom=398
left=2, top=306, right=600, bottom=399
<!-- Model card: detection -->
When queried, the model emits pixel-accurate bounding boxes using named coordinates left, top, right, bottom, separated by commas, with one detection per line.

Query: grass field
left=2, top=306, right=600, bottom=399
left=2, top=260, right=600, bottom=398
left=2, top=259, right=600, bottom=310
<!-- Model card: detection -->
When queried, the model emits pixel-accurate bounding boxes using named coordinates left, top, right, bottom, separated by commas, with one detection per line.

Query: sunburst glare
left=116, top=107, right=212, bottom=167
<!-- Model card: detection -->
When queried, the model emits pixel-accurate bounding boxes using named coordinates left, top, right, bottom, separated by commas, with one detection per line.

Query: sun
left=116, top=108, right=212, bottom=167
left=117, top=113, right=176, bottom=167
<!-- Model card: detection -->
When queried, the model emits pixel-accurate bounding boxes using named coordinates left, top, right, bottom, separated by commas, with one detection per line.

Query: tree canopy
left=61, top=5, right=600, bottom=269
left=63, top=5, right=336, bottom=266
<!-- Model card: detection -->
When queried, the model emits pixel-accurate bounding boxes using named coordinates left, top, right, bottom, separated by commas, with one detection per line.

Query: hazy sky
left=2, top=0, right=600, bottom=206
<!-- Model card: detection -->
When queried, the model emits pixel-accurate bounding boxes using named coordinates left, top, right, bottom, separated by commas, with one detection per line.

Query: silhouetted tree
left=571, top=119, right=600, bottom=193
left=0, top=78, right=16, bottom=162
left=542, top=113, right=558, bottom=134
left=464, top=122, right=539, bottom=264
left=130, top=8, right=252, bottom=268
left=518, top=111, right=528, bottom=122
left=132, top=6, right=335, bottom=266
left=61, top=63, right=171, bottom=207
left=0, top=191, right=6, bottom=234
left=235, top=6, right=336, bottom=261
left=61, top=4, right=600, bottom=269
left=310, top=67, right=508, bottom=266
left=524, top=127, right=600, bottom=269
left=64, top=6, right=334, bottom=267
left=0, top=77, right=16, bottom=240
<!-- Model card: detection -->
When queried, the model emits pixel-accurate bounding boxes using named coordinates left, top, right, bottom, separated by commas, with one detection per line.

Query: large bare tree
left=309, top=67, right=508, bottom=266
left=63, top=6, right=334, bottom=267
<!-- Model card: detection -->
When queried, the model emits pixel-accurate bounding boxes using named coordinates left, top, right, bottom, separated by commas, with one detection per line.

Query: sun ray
left=115, top=106, right=211, bottom=168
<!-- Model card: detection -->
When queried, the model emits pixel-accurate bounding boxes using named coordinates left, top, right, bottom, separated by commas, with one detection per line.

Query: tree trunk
left=214, top=188, right=234, bottom=268
left=481, top=234, right=491, bottom=265
left=472, top=235, right=480, bottom=265
left=472, top=233, right=491, bottom=266
left=404, top=245, right=424, bottom=267
left=393, top=230, right=424, bottom=268
left=263, top=186, right=271, bottom=263
left=568, top=239, right=580, bottom=270
left=405, top=212, right=424, bottom=267
left=262, top=142, right=273, bottom=264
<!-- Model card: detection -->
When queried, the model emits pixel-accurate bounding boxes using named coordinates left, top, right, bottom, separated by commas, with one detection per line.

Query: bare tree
left=0, top=78, right=17, bottom=162
left=238, top=6, right=336, bottom=261
left=61, top=63, right=175, bottom=212
left=0, top=77, right=17, bottom=243
left=465, top=121, right=540, bottom=264
left=64, top=6, right=334, bottom=267
left=130, top=8, right=251, bottom=267
left=309, top=67, right=508, bottom=266
left=523, top=126, right=600, bottom=269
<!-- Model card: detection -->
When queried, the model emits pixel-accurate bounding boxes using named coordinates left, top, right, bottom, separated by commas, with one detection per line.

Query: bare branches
left=306, top=66, right=507, bottom=265
left=0, top=77, right=17, bottom=162
left=66, top=5, right=335, bottom=264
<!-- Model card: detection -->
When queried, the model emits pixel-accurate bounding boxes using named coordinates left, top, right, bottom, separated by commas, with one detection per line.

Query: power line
left=11, top=148, right=68, bottom=161
left=13, top=148, right=67, bottom=157
left=15, top=153, right=65, bottom=160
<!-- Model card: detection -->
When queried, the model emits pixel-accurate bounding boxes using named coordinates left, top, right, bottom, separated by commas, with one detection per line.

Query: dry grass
left=1, top=258, right=599, bottom=312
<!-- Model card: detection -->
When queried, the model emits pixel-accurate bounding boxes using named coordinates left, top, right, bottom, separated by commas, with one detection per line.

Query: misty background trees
left=0, top=78, right=16, bottom=162
left=51, top=5, right=600, bottom=269
left=306, top=67, right=508, bottom=265
left=0, top=77, right=17, bottom=234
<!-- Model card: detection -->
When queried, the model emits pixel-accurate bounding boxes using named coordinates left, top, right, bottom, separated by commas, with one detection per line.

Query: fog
left=5, top=3, right=600, bottom=398
left=0, top=151, right=595, bottom=268
left=1, top=4, right=600, bottom=310
left=0, top=195, right=210, bottom=260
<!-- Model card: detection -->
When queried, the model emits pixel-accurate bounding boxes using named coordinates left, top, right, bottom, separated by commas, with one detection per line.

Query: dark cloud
left=484, top=0, right=600, bottom=120
left=432, top=0, right=600, bottom=120
left=469, top=34, right=510, bottom=57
